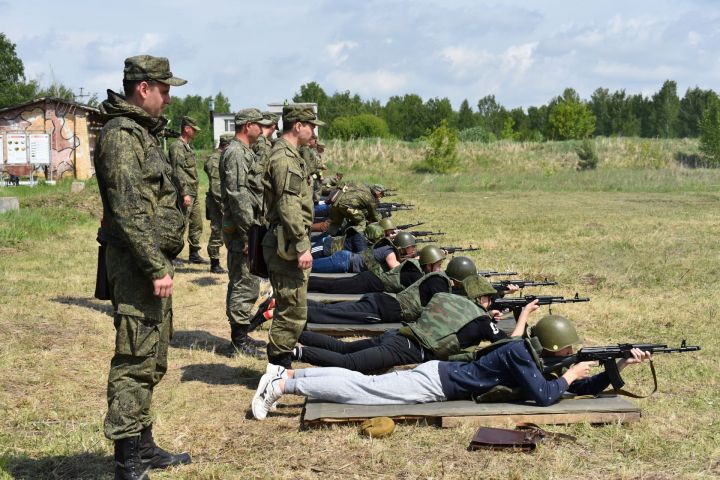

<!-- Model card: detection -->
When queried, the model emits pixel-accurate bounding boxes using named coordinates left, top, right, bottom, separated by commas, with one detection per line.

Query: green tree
left=678, top=87, right=718, bottom=138
left=699, top=96, right=720, bottom=165
left=547, top=97, right=596, bottom=140
left=213, top=91, right=232, bottom=113
left=476, top=94, right=509, bottom=137
left=651, top=80, right=680, bottom=138
left=456, top=99, right=475, bottom=130
left=0, top=33, right=40, bottom=108
left=415, top=120, right=459, bottom=173
left=42, top=81, right=75, bottom=101
left=293, top=81, right=328, bottom=105
left=383, top=94, right=427, bottom=140
left=328, top=114, right=389, bottom=140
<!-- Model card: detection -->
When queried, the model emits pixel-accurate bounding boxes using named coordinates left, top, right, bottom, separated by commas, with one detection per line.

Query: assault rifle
left=478, top=270, right=518, bottom=277
left=542, top=341, right=701, bottom=395
left=491, top=293, right=590, bottom=311
left=159, top=127, right=181, bottom=138
left=492, top=279, right=558, bottom=290
left=409, top=230, right=446, bottom=238
left=396, top=221, right=425, bottom=230
left=379, top=205, right=414, bottom=218
left=416, top=237, right=439, bottom=244
left=377, top=201, right=414, bottom=209
left=441, top=246, right=479, bottom=254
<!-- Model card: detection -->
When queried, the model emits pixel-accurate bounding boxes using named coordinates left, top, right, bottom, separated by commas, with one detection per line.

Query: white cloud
left=326, top=69, right=407, bottom=95
left=687, top=31, right=701, bottom=47
left=326, top=41, right=358, bottom=64
left=439, top=43, right=536, bottom=77
left=592, top=61, right=679, bottom=81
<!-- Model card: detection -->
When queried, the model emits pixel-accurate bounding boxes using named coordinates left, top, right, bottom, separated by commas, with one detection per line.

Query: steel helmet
left=530, top=315, right=582, bottom=352
left=418, top=246, right=445, bottom=266
left=393, top=231, right=416, bottom=249
left=379, top=217, right=395, bottom=231
left=445, top=256, right=477, bottom=281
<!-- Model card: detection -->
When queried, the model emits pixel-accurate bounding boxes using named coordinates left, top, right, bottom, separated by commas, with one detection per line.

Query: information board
left=5, top=133, right=27, bottom=164
left=28, top=134, right=51, bottom=165
left=0, top=135, right=4, bottom=164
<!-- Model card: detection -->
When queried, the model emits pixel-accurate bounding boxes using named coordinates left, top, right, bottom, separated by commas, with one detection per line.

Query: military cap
left=282, top=105, right=325, bottom=126
left=462, top=275, right=497, bottom=299
left=370, top=184, right=386, bottom=194
left=359, top=417, right=395, bottom=438
left=219, top=133, right=234, bottom=147
left=181, top=116, right=201, bottom=131
left=123, top=55, right=187, bottom=86
left=235, top=108, right=272, bottom=126
left=262, top=111, right=280, bottom=125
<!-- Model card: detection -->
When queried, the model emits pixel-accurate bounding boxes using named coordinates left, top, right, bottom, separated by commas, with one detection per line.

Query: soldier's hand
left=297, top=250, right=313, bottom=270
left=183, top=195, right=191, bottom=207
left=153, top=274, right=173, bottom=298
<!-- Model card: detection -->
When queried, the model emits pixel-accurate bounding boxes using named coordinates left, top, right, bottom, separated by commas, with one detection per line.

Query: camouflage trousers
left=205, top=195, right=223, bottom=260
left=185, top=194, right=203, bottom=251
left=226, top=249, right=260, bottom=328
left=104, top=244, right=173, bottom=440
left=328, top=204, right=366, bottom=236
left=263, top=234, right=310, bottom=359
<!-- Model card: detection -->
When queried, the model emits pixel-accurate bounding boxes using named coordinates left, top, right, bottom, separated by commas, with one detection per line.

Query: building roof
left=0, top=97, right=100, bottom=115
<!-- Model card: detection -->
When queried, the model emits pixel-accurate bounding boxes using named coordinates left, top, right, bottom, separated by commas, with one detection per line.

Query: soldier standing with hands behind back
left=204, top=133, right=233, bottom=274
left=261, top=106, right=324, bottom=369
left=169, top=115, right=207, bottom=264
left=95, top=55, right=191, bottom=479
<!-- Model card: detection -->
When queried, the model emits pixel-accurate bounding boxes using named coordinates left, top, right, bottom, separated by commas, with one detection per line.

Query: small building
left=211, top=102, right=318, bottom=147
left=0, top=97, right=102, bottom=181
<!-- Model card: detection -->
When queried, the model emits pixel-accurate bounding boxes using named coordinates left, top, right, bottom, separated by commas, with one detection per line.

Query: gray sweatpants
left=285, top=361, right=447, bottom=405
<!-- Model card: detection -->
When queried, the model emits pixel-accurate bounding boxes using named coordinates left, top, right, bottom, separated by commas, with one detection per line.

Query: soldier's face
left=247, top=122, right=261, bottom=142
left=140, top=82, right=171, bottom=117
left=297, top=122, right=314, bottom=146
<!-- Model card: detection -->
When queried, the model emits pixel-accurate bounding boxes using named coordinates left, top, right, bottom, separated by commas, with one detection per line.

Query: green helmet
left=531, top=315, right=582, bottom=352
left=445, top=256, right=477, bottom=281
left=379, top=217, right=395, bottom=231
left=462, top=275, right=497, bottom=299
left=418, top=246, right=445, bottom=266
left=393, top=231, right=416, bottom=249
left=364, top=223, right=384, bottom=243
left=370, top=183, right=386, bottom=195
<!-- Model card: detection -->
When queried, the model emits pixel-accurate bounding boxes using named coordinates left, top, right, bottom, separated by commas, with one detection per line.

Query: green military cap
left=219, top=133, right=234, bottom=146
left=262, top=111, right=280, bottom=125
left=462, top=275, right=497, bottom=299
left=370, top=184, right=386, bottom=194
left=283, top=105, right=325, bottom=126
left=123, top=55, right=187, bottom=86
left=235, top=108, right=273, bottom=126
left=359, top=417, right=395, bottom=438
left=181, top=116, right=201, bottom=131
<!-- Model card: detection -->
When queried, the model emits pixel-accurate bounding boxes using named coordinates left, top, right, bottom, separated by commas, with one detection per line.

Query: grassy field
left=0, top=138, right=719, bottom=479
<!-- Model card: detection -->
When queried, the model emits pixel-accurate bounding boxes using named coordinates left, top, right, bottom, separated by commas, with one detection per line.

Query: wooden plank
left=310, top=273, right=356, bottom=279
left=440, top=411, right=641, bottom=428
left=305, top=323, right=401, bottom=337
left=307, top=292, right=363, bottom=303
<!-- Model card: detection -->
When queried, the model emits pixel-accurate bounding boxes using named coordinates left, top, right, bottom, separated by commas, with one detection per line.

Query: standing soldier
left=327, top=182, right=386, bottom=235
left=252, top=111, right=279, bottom=167
left=204, top=133, right=233, bottom=274
left=300, top=133, right=326, bottom=203
left=261, top=105, right=324, bottom=369
left=220, top=109, right=271, bottom=357
left=95, top=55, right=191, bottom=479
left=169, top=115, right=207, bottom=264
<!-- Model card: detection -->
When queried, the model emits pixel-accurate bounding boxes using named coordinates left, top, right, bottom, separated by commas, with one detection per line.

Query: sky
left=3, top=0, right=720, bottom=112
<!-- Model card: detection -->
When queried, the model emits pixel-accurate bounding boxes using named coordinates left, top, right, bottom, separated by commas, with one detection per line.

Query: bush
left=699, top=100, right=720, bottom=167
left=414, top=120, right=459, bottom=173
left=328, top=114, right=390, bottom=140
left=458, top=126, right=496, bottom=143
left=576, top=139, right=599, bottom=170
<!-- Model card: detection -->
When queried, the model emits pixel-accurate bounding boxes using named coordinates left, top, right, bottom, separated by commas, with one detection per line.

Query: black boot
left=114, top=436, right=150, bottom=480
left=268, top=352, right=293, bottom=369
left=230, top=325, right=267, bottom=358
left=139, top=425, right=191, bottom=470
left=210, top=258, right=226, bottom=274
left=188, top=249, right=208, bottom=264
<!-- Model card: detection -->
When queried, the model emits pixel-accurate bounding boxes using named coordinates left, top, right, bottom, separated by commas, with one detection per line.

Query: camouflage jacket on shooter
left=169, top=138, right=199, bottom=198
left=94, top=89, right=185, bottom=280
left=387, top=271, right=453, bottom=321
left=336, top=183, right=381, bottom=223
left=219, top=138, right=258, bottom=247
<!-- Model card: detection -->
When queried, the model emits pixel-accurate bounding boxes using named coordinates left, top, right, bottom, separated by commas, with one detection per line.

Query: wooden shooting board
left=302, top=395, right=641, bottom=429
left=310, top=273, right=357, bottom=279
left=307, top=292, right=363, bottom=303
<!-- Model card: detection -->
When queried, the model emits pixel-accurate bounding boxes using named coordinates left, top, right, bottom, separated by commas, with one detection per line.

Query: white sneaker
left=252, top=373, right=281, bottom=420
left=266, top=363, right=286, bottom=379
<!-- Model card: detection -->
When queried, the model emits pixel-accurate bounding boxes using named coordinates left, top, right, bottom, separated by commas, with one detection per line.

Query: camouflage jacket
left=388, top=271, right=453, bottom=321
left=252, top=135, right=273, bottom=169
left=220, top=139, right=257, bottom=245
left=337, top=183, right=381, bottom=223
left=95, top=90, right=185, bottom=280
left=399, top=293, right=488, bottom=359
left=203, top=148, right=223, bottom=208
left=169, top=138, right=198, bottom=197
left=262, top=138, right=314, bottom=254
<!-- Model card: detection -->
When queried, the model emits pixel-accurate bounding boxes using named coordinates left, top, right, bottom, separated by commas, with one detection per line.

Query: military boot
left=138, top=425, right=191, bottom=470
left=114, top=436, right=150, bottom=480
left=230, top=325, right=267, bottom=358
left=188, top=248, right=208, bottom=264
left=210, top=258, right=226, bottom=274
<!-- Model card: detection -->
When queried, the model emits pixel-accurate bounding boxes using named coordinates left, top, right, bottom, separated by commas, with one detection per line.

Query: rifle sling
left=605, top=359, right=658, bottom=399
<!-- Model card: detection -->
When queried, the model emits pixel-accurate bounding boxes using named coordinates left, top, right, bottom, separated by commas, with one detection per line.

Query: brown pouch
left=247, top=224, right=269, bottom=278
left=468, top=424, right=575, bottom=452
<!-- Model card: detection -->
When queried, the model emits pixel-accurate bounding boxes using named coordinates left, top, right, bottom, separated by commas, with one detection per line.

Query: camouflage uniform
left=169, top=128, right=203, bottom=256
left=95, top=88, right=186, bottom=440
left=203, top=135, right=231, bottom=263
left=262, top=107, right=323, bottom=366
left=220, top=133, right=261, bottom=332
left=300, top=145, right=325, bottom=203
left=328, top=183, right=382, bottom=235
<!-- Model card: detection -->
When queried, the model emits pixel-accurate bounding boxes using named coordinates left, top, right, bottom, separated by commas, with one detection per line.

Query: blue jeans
left=314, top=203, right=330, bottom=219
left=311, top=250, right=352, bottom=273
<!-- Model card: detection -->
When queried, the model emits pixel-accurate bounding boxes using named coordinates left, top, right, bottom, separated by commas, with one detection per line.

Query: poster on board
left=0, top=135, right=4, bottom=164
left=6, top=133, right=28, bottom=164
left=28, top=134, right=51, bottom=165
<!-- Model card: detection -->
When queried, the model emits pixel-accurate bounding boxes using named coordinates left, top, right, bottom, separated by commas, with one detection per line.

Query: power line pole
left=75, top=87, right=90, bottom=103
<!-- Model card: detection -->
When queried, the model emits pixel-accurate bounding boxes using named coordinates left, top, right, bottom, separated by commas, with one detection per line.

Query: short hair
left=283, top=120, right=301, bottom=134
left=122, top=79, right=157, bottom=97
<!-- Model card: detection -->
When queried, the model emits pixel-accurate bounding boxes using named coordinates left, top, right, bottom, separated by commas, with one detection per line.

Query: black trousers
left=307, top=294, right=402, bottom=324
left=298, top=330, right=425, bottom=373
left=308, top=271, right=384, bottom=294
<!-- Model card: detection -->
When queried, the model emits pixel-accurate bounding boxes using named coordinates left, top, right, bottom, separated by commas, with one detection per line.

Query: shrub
left=699, top=100, right=720, bottom=167
left=414, top=120, right=459, bottom=173
left=458, top=126, right=496, bottom=143
left=576, top=139, right=599, bottom=170
left=328, top=114, right=390, bottom=140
